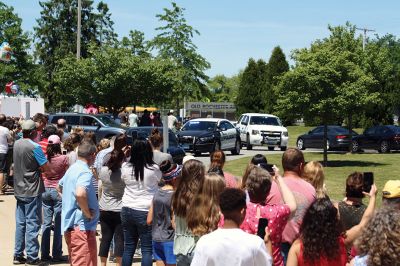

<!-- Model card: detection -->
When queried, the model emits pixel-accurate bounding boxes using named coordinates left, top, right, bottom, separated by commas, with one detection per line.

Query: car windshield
left=96, top=116, right=120, bottom=127
left=249, top=116, right=281, bottom=126
left=182, top=121, right=217, bottom=131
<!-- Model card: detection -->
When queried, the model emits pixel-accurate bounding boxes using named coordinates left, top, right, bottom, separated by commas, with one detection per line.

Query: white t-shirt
left=191, top=228, right=272, bottom=266
left=121, top=162, right=162, bottom=211
left=129, top=113, right=138, bottom=127
left=167, top=115, right=178, bottom=130
left=0, top=126, right=11, bottom=154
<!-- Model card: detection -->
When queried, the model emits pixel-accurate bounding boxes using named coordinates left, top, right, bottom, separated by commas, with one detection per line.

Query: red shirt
left=297, top=237, right=347, bottom=266
left=39, top=138, right=48, bottom=155
left=223, top=172, right=238, bottom=188
left=240, top=203, right=290, bottom=266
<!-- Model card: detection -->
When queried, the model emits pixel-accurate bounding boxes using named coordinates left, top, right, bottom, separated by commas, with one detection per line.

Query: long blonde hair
left=302, top=161, right=326, bottom=198
left=187, top=173, right=226, bottom=236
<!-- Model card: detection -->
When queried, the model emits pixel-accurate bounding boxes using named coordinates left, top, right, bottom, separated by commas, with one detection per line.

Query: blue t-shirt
left=59, top=160, right=99, bottom=233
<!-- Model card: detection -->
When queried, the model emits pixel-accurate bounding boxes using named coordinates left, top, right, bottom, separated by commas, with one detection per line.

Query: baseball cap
left=48, top=135, right=61, bottom=145
left=21, top=120, right=36, bottom=130
left=382, top=180, right=400, bottom=198
left=182, top=155, right=196, bottom=164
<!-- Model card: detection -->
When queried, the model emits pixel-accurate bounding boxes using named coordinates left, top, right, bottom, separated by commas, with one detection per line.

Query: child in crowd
left=171, top=159, right=205, bottom=265
left=147, top=160, right=182, bottom=266
left=240, top=165, right=296, bottom=266
left=302, top=161, right=327, bottom=199
left=191, top=188, right=272, bottom=266
left=187, top=173, right=226, bottom=236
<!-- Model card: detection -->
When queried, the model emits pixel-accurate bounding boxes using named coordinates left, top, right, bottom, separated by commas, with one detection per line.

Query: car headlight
left=282, top=131, right=288, bottom=137
left=252, top=130, right=259, bottom=135
left=199, top=136, right=214, bottom=142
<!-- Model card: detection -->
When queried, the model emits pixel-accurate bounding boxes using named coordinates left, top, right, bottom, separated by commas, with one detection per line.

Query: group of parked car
left=297, top=125, right=400, bottom=153
left=48, top=112, right=400, bottom=163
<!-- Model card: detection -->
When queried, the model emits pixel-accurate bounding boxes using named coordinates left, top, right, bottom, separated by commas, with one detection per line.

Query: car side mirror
left=96, top=124, right=101, bottom=131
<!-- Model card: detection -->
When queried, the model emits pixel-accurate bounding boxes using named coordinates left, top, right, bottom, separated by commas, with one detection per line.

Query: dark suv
left=48, top=113, right=126, bottom=142
left=351, top=125, right=400, bottom=153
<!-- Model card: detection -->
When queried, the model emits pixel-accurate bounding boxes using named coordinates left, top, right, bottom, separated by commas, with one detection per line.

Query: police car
left=176, top=118, right=241, bottom=155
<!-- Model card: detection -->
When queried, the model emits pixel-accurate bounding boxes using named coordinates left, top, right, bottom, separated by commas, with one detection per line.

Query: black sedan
left=297, top=126, right=358, bottom=151
left=176, top=118, right=241, bottom=155
left=126, top=127, right=185, bottom=164
left=351, top=125, right=400, bottom=153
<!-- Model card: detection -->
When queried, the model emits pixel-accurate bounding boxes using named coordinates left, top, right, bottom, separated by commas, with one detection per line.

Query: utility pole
left=356, top=27, right=375, bottom=51
left=76, top=0, right=82, bottom=59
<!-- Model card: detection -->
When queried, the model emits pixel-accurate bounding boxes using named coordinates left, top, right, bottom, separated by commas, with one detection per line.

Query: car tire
left=213, top=141, right=221, bottom=152
left=231, top=139, right=241, bottom=155
left=379, top=140, right=390, bottom=153
left=268, top=146, right=274, bottom=151
left=297, top=138, right=305, bottom=150
left=280, top=146, right=287, bottom=151
left=246, top=134, right=253, bottom=150
left=351, top=140, right=360, bottom=153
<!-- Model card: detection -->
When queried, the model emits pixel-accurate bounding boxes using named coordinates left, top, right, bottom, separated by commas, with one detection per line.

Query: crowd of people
left=1, top=112, right=399, bottom=266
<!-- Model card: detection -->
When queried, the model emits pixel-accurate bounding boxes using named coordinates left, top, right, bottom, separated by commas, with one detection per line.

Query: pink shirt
left=240, top=203, right=290, bottom=266
left=267, top=176, right=316, bottom=244
left=224, top=172, right=238, bottom=188
left=42, top=154, right=69, bottom=188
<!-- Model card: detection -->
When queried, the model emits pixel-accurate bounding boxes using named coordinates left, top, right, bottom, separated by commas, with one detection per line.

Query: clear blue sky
left=3, top=0, right=400, bottom=77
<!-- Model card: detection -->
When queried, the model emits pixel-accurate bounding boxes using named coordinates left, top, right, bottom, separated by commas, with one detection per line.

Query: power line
left=356, top=27, right=375, bottom=51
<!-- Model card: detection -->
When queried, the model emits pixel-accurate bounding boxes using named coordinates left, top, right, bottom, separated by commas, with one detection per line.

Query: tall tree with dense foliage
left=0, top=1, right=37, bottom=93
left=264, top=46, right=289, bottom=113
left=34, top=0, right=116, bottom=108
left=275, top=23, right=382, bottom=165
left=207, top=74, right=241, bottom=103
left=236, top=58, right=268, bottom=114
left=150, top=2, right=210, bottom=109
left=54, top=45, right=174, bottom=114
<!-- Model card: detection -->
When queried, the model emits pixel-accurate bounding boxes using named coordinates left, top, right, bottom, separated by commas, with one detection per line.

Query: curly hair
left=300, top=197, right=343, bottom=263
left=219, top=188, right=246, bottom=220
left=187, top=173, right=226, bottom=236
left=355, top=207, right=400, bottom=266
left=172, top=159, right=205, bottom=217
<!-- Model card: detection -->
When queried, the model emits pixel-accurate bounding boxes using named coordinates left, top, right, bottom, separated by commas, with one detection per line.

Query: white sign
left=187, top=102, right=236, bottom=112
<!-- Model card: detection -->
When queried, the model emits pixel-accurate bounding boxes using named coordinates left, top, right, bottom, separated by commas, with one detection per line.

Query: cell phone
left=363, top=172, right=374, bottom=192
left=258, top=163, right=275, bottom=175
left=257, top=218, right=269, bottom=239
left=62, top=150, right=67, bottom=155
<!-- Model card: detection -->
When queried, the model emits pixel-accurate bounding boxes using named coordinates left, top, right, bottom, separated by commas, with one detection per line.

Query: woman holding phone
left=240, top=165, right=297, bottom=266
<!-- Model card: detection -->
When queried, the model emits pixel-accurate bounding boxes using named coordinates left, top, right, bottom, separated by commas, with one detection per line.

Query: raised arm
left=273, top=166, right=297, bottom=217
left=344, top=184, right=377, bottom=246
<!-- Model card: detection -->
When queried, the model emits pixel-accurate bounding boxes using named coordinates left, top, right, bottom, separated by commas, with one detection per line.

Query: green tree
left=236, top=58, right=268, bottom=114
left=150, top=2, right=210, bottom=109
left=264, top=46, right=289, bottom=113
left=121, top=30, right=150, bottom=57
left=0, top=1, right=36, bottom=93
left=207, top=74, right=241, bottom=103
left=34, top=0, right=116, bottom=108
left=275, top=23, right=380, bottom=166
left=54, top=45, right=174, bottom=114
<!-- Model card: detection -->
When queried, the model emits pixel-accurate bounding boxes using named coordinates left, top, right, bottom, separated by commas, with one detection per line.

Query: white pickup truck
left=236, top=113, right=288, bottom=151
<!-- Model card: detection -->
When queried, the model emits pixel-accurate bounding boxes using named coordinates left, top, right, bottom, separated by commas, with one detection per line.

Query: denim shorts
left=153, top=241, right=176, bottom=264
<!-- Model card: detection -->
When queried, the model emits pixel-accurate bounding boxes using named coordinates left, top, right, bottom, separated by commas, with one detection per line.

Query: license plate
left=264, top=137, right=279, bottom=144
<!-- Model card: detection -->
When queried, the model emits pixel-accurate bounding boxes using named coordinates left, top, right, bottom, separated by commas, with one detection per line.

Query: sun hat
left=21, top=120, right=36, bottom=130
left=382, top=180, right=400, bottom=199
left=182, top=155, right=196, bottom=164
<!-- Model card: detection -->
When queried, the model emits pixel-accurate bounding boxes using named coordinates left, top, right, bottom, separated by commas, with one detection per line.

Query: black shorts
left=0, top=153, right=7, bottom=173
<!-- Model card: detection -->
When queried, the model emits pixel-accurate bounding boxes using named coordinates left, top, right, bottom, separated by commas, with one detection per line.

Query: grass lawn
left=225, top=126, right=398, bottom=206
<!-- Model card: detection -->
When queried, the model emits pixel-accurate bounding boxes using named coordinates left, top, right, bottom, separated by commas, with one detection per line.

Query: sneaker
left=13, top=256, right=26, bottom=264
left=51, top=256, right=68, bottom=263
left=25, top=259, right=44, bottom=265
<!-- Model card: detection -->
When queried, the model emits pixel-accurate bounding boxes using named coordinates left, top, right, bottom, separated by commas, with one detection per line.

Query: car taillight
left=336, top=135, right=346, bottom=139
